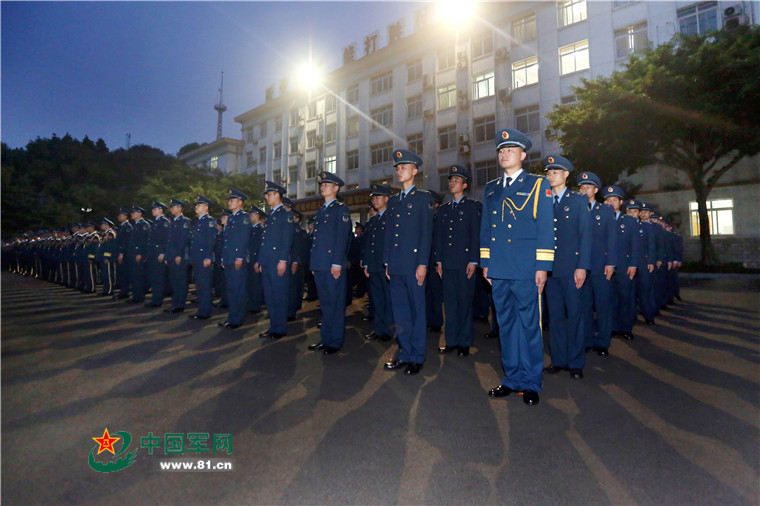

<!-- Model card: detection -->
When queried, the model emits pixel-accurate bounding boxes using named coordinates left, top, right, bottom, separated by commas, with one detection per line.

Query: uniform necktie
left=399, top=192, right=405, bottom=202
left=506, top=176, right=512, bottom=187
left=588, top=202, right=592, bottom=211
left=554, top=195, right=560, bottom=208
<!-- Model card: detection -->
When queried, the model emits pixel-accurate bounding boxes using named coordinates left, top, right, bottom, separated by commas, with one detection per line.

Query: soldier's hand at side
left=291, top=262, right=298, bottom=274
left=235, top=258, right=243, bottom=270
left=648, top=264, right=654, bottom=273
left=535, top=270, right=547, bottom=293
left=203, top=259, right=211, bottom=268
left=331, top=265, right=341, bottom=280
left=483, top=267, right=492, bottom=286
left=118, top=253, right=124, bottom=264
left=364, top=266, right=369, bottom=278
left=277, top=260, right=286, bottom=276
left=668, top=261, right=673, bottom=270
left=254, top=262, right=261, bottom=273
left=135, top=254, right=142, bottom=263
left=175, top=256, right=182, bottom=265
left=416, top=265, right=427, bottom=286
left=385, top=265, right=390, bottom=281
left=157, top=254, right=165, bottom=263
left=574, top=268, right=587, bottom=289
left=466, top=263, right=476, bottom=279
left=436, top=263, right=442, bottom=278
left=604, top=265, right=614, bottom=280
left=627, top=266, right=637, bottom=280
left=656, top=261, right=662, bottom=269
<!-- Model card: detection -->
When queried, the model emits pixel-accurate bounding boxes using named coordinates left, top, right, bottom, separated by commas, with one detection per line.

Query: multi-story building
left=227, top=0, right=758, bottom=265
left=179, top=137, right=244, bottom=174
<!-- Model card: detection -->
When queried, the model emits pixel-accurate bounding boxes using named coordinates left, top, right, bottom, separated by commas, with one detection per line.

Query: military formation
left=3, top=127, right=684, bottom=407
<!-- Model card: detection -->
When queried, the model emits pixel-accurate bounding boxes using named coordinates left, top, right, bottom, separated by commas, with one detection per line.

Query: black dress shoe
left=484, top=332, right=499, bottom=339
left=522, top=390, right=540, bottom=405
left=488, top=385, right=514, bottom=397
left=570, top=369, right=584, bottom=379
left=383, top=359, right=409, bottom=370
left=596, top=348, right=609, bottom=357
left=645, top=319, right=655, bottom=325
left=427, top=326, right=442, bottom=333
left=364, top=331, right=378, bottom=340
left=316, top=322, right=322, bottom=329
left=219, top=321, right=230, bottom=327
left=267, top=332, right=284, bottom=339
left=248, top=310, right=261, bottom=315
left=190, top=314, right=210, bottom=320
left=308, top=343, right=326, bottom=351
left=543, top=364, right=566, bottom=374
left=164, top=307, right=183, bottom=313
left=323, top=346, right=339, bottom=355
left=438, top=346, right=456, bottom=354
left=378, top=334, right=393, bottom=342
left=404, top=362, right=423, bottom=375
left=622, top=332, right=634, bottom=340
left=287, top=316, right=296, bottom=322
left=457, top=347, right=470, bottom=357
left=144, top=303, right=161, bottom=308
left=362, top=316, right=374, bottom=321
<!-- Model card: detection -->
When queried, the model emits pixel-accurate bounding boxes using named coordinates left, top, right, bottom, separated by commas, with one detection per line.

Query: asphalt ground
left=2, top=274, right=759, bottom=505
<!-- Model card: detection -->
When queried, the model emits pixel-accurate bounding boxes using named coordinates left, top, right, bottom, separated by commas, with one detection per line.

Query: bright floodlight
left=437, top=0, right=474, bottom=26
left=298, top=63, right=322, bottom=91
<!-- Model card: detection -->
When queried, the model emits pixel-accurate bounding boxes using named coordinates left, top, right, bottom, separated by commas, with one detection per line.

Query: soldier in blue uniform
left=426, top=191, right=444, bottom=333
left=114, top=209, right=133, bottom=299
left=576, top=172, right=617, bottom=357
left=146, top=201, right=171, bottom=308
left=98, top=218, right=118, bottom=296
left=631, top=201, right=658, bottom=325
left=214, top=210, right=231, bottom=308
left=289, top=209, right=309, bottom=320
left=246, top=205, right=266, bottom=314
left=649, top=212, right=671, bottom=311
left=165, top=198, right=191, bottom=313
left=603, top=187, right=641, bottom=342
left=126, top=205, right=151, bottom=303
left=435, top=165, right=481, bottom=357
left=543, top=156, right=592, bottom=379
left=362, top=184, right=394, bottom=342
left=307, top=172, right=353, bottom=354
left=382, top=149, right=434, bottom=376
left=82, top=222, right=100, bottom=293
left=255, top=182, right=293, bottom=337
left=481, top=129, right=554, bottom=406
left=189, top=195, right=217, bottom=320
left=218, top=188, right=251, bottom=329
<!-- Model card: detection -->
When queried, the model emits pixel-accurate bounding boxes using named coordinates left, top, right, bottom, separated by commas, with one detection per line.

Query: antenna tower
left=214, top=72, right=227, bottom=140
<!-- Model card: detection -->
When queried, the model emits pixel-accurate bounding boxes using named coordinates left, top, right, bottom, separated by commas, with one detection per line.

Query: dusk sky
left=2, top=1, right=425, bottom=155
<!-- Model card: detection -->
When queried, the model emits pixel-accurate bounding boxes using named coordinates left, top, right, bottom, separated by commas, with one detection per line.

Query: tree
left=546, top=25, right=760, bottom=265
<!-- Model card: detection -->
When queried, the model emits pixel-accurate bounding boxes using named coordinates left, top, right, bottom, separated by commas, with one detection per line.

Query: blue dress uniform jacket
left=259, top=205, right=294, bottom=335
left=222, top=209, right=251, bottom=326
left=652, top=223, right=670, bottom=309
left=362, top=210, right=393, bottom=338
left=167, top=215, right=192, bottom=309
left=635, top=220, right=657, bottom=321
left=611, top=213, right=642, bottom=335
left=311, top=199, right=353, bottom=349
left=436, top=196, right=482, bottom=348
left=190, top=213, right=217, bottom=317
left=128, top=218, right=151, bottom=301
left=246, top=223, right=265, bottom=312
left=148, top=215, right=171, bottom=306
left=116, top=221, right=133, bottom=297
left=288, top=224, right=310, bottom=317
left=99, top=229, right=118, bottom=295
left=383, top=187, right=434, bottom=365
left=480, top=173, right=555, bottom=393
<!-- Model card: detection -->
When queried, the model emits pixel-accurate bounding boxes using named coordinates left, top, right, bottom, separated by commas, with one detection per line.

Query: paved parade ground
left=2, top=274, right=759, bottom=505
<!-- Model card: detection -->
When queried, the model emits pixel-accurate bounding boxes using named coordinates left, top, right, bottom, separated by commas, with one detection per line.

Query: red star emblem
left=548, top=157, right=555, bottom=164
left=93, top=428, right=120, bottom=455
left=501, top=131, right=508, bottom=139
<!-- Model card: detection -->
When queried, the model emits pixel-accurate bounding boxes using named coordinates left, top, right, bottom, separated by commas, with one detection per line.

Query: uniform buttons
left=554, top=227, right=557, bottom=231
left=395, top=234, right=398, bottom=237
left=273, top=247, right=277, bottom=250
left=449, top=228, right=453, bottom=231
left=575, top=252, right=579, bottom=255
left=493, top=211, right=497, bottom=215
left=396, top=224, right=399, bottom=227
left=328, top=250, right=332, bottom=253
left=508, top=239, right=511, bottom=243
left=554, top=218, right=558, bottom=222
left=465, top=248, right=469, bottom=252
left=394, top=243, right=398, bottom=247
left=555, top=246, right=558, bottom=249
left=508, top=224, right=512, bottom=228
left=492, top=238, right=495, bottom=241
left=448, top=243, right=452, bottom=246
left=413, top=249, right=417, bottom=253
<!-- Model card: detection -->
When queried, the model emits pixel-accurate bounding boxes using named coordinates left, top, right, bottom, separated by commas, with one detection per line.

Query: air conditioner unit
left=251, top=139, right=258, bottom=145
left=458, top=134, right=469, bottom=145
left=457, top=60, right=467, bottom=70
left=495, top=47, right=510, bottom=62
left=423, top=74, right=434, bottom=90
left=423, top=108, right=435, bottom=119
left=498, top=88, right=512, bottom=103
left=457, top=51, right=466, bottom=60
left=296, top=150, right=304, bottom=158
left=724, top=3, right=744, bottom=16
left=458, top=145, right=470, bottom=155
left=723, top=4, right=749, bottom=30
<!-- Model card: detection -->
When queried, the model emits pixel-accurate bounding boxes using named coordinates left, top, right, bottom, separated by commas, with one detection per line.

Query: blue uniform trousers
left=426, top=270, right=444, bottom=327
left=368, top=271, right=393, bottom=337
left=246, top=267, right=264, bottom=311
left=390, top=274, right=427, bottom=364
left=261, top=266, right=289, bottom=334
left=611, top=271, right=636, bottom=334
left=214, top=264, right=227, bottom=302
left=546, top=276, right=586, bottom=370
left=653, top=267, right=668, bottom=309
left=635, top=268, right=657, bottom=321
left=129, top=259, right=146, bottom=302
left=580, top=272, right=614, bottom=350
left=168, top=261, right=188, bottom=309
left=100, top=261, right=115, bottom=295
left=117, top=260, right=130, bottom=296
left=224, top=263, right=248, bottom=326
left=491, top=279, right=543, bottom=392
left=83, top=262, right=97, bottom=293
left=148, top=258, right=167, bottom=305
left=666, top=268, right=679, bottom=301
left=192, top=261, right=214, bottom=317
left=442, top=269, right=476, bottom=347
left=288, top=265, right=304, bottom=318
left=472, top=270, right=491, bottom=319
left=314, top=270, right=347, bottom=349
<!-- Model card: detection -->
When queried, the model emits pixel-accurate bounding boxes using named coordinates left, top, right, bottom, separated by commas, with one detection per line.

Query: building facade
left=227, top=0, right=759, bottom=265
left=178, top=137, right=244, bottom=174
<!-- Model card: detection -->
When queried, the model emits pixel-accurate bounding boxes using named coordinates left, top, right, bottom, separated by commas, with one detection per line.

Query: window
left=370, top=141, right=393, bottom=165
left=307, top=130, right=316, bottom=149
left=273, top=142, right=282, bottom=159
left=613, top=0, right=636, bottom=7
left=289, top=165, right=298, bottom=182
left=559, top=40, right=589, bottom=75
left=558, top=0, right=587, bottom=28
left=475, top=160, right=498, bottom=187
left=472, top=71, right=495, bottom=100
left=324, top=155, right=337, bottom=173
left=305, top=190, right=316, bottom=197
left=615, top=23, right=648, bottom=60
left=678, top=2, right=718, bottom=36
left=515, top=105, right=540, bottom=134
left=512, top=13, right=537, bottom=43
left=290, top=136, right=299, bottom=153
left=347, top=84, right=359, bottom=105
left=324, top=124, right=337, bottom=144
left=259, top=147, right=267, bottom=163
left=275, top=118, right=282, bottom=133
left=437, top=47, right=455, bottom=71
left=245, top=128, right=254, bottom=143
left=260, top=121, right=267, bottom=137
left=438, top=125, right=457, bottom=151
left=246, top=151, right=254, bottom=167
left=290, top=109, right=299, bottom=125
left=473, top=115, right=496, bottom=143
left=273, top=169, right=282, bottom=185
left=371, top=104, right=393, bottom=129
left=407, top=132, right=424, bottom=156
left=523, top=151, right=542, bottom=171
left=561, top=94, right=578, bottom=105
left=325, top=94, right=337, bottom=113
left=306, top=161, right=316, bottom=179
left=308, top=100, right=318, bottom=118
left=371, top=71, right=393, bottom=96
left=407, top=59, right=422, bottom=82
left=513, top=56, right=538, bottom=88
left=407, top=95, right=423, bottom=120
left=438, top=83, right=456, bottom=110
left=210, top=156, right=219, bottom=170
left=472, top=31, right=493, bottom=59
left=346, top=149, right=359, bottom=171
left=439, top=167, right=450, bottom=192
left=346, top=116, right=359, bottom=137
left=690, top=199, right=733, bottom=236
